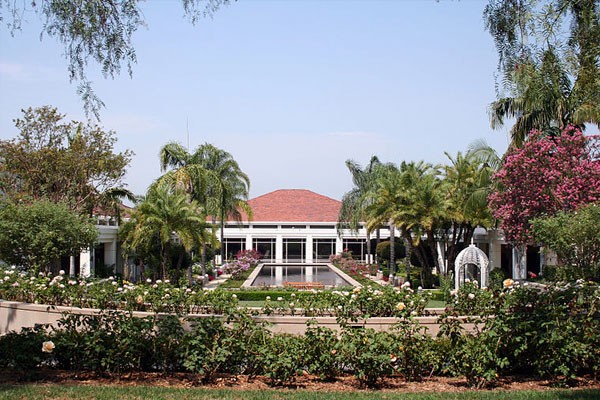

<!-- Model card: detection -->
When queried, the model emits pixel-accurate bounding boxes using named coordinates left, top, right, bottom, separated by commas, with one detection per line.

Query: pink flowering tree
left=489, top=126, right=600, bottom=245
left=221, top=249, right=262, bottom=277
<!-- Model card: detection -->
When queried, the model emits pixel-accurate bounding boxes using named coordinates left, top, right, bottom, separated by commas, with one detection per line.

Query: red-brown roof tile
left=235, top=189, right=341, bottom=222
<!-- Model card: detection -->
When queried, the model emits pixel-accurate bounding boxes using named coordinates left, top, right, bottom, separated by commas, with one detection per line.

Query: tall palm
left=159, top=142, right=252, bottom=264
left=365, top=161, right=447, bottom=287
left=490, top=49, right=600, bottom=147
left=337, top=156, right=381, bottom=264
left=442, top=150, right=496, bottom=275
left=395, top=161, right=447, bottom=285
left=363, top=163, right=405, bottom=280
left=120, top=184, right=215, bottom=280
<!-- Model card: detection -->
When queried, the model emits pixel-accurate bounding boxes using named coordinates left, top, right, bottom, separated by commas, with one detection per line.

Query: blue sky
left=0, top=0, right=511, bottom=200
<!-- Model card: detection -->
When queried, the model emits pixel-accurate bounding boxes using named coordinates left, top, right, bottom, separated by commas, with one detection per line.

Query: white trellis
left=454, top=243, right=489, bottom=288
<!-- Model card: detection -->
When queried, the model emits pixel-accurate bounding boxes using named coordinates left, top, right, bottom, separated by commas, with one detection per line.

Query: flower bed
left=0, top=266, right=431, bottom=319
left=1, top=276, right=599, bottom=389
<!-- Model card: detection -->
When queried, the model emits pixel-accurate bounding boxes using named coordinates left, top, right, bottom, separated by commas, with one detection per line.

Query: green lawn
left=1, top=385, right=598, bottom=400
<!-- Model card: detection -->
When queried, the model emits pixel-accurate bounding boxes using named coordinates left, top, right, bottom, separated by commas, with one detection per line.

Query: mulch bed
left=2, top=370, right=599, bottom=393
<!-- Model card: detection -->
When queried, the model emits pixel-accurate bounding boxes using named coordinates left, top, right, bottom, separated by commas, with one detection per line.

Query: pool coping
left=241, top=263, right=361, bottom=289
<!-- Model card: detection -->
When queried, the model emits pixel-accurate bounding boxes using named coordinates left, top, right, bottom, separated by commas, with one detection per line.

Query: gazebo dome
left=455, top=243, right=490, bottom=288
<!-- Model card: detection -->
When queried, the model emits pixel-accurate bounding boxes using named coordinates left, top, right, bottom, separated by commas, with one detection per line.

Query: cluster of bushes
left=2, top=279, right=599, bottom=388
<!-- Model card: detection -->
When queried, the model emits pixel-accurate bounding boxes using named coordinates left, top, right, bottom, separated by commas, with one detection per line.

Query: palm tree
left=120, top=184, right=215, bottom=281
left=159, top=142, right=252, bottom=266
left=490, top=49, right=600, bottom=147
left=363, top=163, right=404, bottom=280
left=442, top=149, right=496, bottom=276
left=396, top=161, right=447, bottom=285
left=364, top=161, right=447, bottom=287
left=337, top=156, right=381, bottom=265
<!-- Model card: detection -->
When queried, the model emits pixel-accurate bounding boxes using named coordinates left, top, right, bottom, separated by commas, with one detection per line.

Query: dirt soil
left=2, top=370, right=599, bottom=393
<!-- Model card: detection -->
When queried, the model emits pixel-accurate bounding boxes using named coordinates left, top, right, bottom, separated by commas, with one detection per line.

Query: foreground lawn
left=1, top=385, right=599, bottom=400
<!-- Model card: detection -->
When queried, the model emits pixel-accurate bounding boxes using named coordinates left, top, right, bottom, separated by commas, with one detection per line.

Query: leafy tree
left=119, top=183, right=215, bottom=281
left=484, top=0, right=600, bottom=146
left=0, top=199, right=97, bottom=273
left=531, top=202, right=600, bottom=281
left=1, top=0, right=231, bottom=119
left=159, top=142, right=251, bottom=267
left=0, top=106, right=133, bottom=215
left=489, top=126, right=600, bottom=245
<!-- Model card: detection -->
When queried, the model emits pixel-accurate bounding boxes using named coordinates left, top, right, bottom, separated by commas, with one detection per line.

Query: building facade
left=220, top=189, right=546, bottom=283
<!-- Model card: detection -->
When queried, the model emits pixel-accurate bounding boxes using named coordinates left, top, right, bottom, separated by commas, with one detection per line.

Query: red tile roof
left=236, top=189, right=341, bottom=222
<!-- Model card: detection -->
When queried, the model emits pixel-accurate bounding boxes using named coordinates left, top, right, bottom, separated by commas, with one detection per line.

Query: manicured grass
left=239, top=300, right=265, bottom=307
left=1, top=385, right=599, bottom=400
left=426, top=299, right=446, bottom=308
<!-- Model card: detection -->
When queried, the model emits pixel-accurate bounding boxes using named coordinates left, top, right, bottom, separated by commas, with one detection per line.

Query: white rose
left=42, top=341, right=55, bottom=353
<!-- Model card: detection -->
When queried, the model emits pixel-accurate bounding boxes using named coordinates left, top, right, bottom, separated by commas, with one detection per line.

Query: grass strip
left=1, top=385, right=599, bottom=400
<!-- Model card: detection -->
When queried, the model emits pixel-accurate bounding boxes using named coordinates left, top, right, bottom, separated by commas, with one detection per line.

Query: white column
left=104, top=240, right=117, bottom=269
left=80, top=248, right=92, bottom=278
left=305, top=265, right=314, bottom=282
left=436, top=241, right=446, bottom=275
left=245, top=234, right=253, bottom=251
left=512, top=245, right=527, bottom=280
left=275, top=266, right=283, bottom=285
left=455, top=263, right=460, bottom=289
left=305, top=234, right=314, bottom=263
left=275, top=235, right=283, bottom=263
left=335, top=236, right=344, bottom=255
left=69, top=256, right=76, bottom=277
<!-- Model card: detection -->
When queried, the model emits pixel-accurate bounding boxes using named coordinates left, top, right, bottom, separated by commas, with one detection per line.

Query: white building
left=219, top=189, right=378, bottom=264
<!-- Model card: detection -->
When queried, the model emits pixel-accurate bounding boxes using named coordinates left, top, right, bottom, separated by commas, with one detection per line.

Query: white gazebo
left=454, top=243, right=490, bottom=288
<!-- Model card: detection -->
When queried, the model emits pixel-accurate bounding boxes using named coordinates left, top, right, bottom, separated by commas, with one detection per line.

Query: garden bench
left=283, top=281, right=325, bottom=290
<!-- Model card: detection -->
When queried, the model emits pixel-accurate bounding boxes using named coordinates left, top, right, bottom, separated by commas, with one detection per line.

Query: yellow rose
left=503, top=279, right=514, bottom=288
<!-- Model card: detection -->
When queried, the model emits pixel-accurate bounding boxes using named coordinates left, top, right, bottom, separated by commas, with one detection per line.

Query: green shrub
left=375, top=240, right=405, bottom=264
left=150, top=315, right=185, bottom=372
left=52, top=312, right=156, bottom=374
left=453, top=332, right=508, bottom=388
left=256, top=334, right=305, bottom=386
left=302, top=322, right=341, bottom=381
left=234, top=289, right=297, bottom=302
left=181, top=317, right=237, bottom=381
left=340, top=328, right=396, bottom=387
left=488, top=268, right=507, bottom=292
left=392, top=321, right=441, bottom=381
left=0, top=325, right=50, bottom=371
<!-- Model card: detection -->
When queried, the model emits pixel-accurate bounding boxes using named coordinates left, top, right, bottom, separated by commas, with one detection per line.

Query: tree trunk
left=389, top=224, right=396, bottom=281
left=186, top=251, right=193, bottom=284
left=174, top=250, right=184, bottom=283
left=403, top=233, right=412, bottom=285
left=138, top=259, right=145, bottom=282
left=376, top=228, right=381, bottom=270
left=201, top=243, right=207, bottom=277
left=161, top=241, right=170, bottom=280
left=219, top=199, right=226, bottom=264
left=366, top=231, right=371, bottom=265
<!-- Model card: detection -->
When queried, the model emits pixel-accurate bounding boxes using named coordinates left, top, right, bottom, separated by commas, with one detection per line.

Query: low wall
left=0, top=300, right=475, bottom=336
